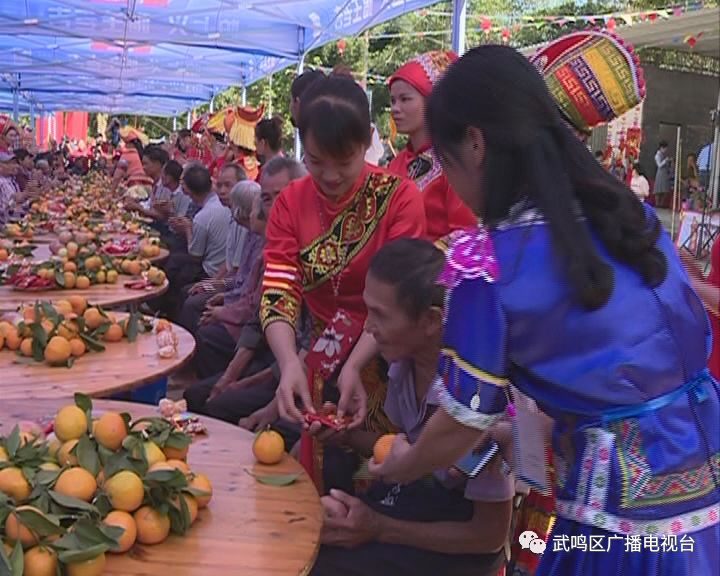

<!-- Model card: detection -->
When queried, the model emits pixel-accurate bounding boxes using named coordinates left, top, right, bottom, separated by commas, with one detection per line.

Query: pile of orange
left=0, top=396, right=212, bottom=575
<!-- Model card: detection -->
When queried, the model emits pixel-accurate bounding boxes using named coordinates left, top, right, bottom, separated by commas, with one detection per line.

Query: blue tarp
left=0, top=0, right=440, bottom=115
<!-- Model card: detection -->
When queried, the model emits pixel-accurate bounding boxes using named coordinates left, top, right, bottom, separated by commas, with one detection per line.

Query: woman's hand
left=335, top=363, right=368, bottom=430
left=199, top=305, right=223, bottom=326
left=367, top=434, right=415, bottom=484
left=275, top=356, right=312, bottom=424
left=207, top=293, right=224, bottom=306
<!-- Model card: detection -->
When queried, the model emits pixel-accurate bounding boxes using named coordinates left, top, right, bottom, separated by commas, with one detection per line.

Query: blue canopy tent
left=0, top=0, right=447, bottom=117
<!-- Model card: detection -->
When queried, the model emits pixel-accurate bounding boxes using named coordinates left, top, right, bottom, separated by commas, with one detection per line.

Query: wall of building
left=640, top=65, right=717, bottom=179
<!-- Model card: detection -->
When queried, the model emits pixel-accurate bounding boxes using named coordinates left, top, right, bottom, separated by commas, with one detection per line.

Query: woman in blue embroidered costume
left=365, top=46, right=719, bottom=574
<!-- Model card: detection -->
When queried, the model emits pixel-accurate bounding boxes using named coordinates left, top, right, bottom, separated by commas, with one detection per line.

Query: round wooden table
left=0, top=316, right=195, bottom=400
left=0, top=277, right=169, bottom=312
left=0, top=399, right=322, bottom=576
left=27, top=244, right=170, bottom=265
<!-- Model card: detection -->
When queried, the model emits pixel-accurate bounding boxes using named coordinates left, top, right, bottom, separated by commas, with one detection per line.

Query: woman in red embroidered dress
left=388, top=51, right=476, bottom=241
left=261, top=74, right=426, bottom=490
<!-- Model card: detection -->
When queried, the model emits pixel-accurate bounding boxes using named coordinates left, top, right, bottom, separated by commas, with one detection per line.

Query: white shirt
left=630, top=174, right=650, bottom=202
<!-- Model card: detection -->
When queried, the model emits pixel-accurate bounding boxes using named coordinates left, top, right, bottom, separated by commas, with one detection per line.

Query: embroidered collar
left=438, top=226, right=498, bottom=288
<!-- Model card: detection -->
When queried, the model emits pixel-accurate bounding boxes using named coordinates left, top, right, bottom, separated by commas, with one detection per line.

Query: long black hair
left=427, top=45, right=666, bottom=310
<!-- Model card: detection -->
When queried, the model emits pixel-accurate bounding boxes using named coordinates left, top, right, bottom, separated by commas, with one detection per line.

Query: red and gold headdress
left=388, top=50, right=458, bottom=98
left=207, top=105, right=265, bottom=151
left=0, top=115, right=17, bottom=137
left=531, top=30, right=645, bottom=133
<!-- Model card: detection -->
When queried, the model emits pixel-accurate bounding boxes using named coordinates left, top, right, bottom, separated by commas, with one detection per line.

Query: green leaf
left=99, top=524, right=126, bottom=551
left=54, top=270, right=65, bottom=287
left=9, top=542, right=22, bottom=576
left=48, top=490, right=99, bottom=514
left=126, top=312, right=139, bottom=343
left=79, top=333, right=105, bottom=353
left=0, top=540, right=11, bottom=575
left=35, top=468, right=62, bottom=486
left=94, top=493, right=113, bottom=517
left=244, top=469, right=300, bottom=486
left=76, top=435, right=100, bottom=477
left=72, top=518, right=120, bottom=548
left=31, top=336, right=45, bottom=363
left=5, top=426, right=20, bottom=458
left=41, top=302, right=58, bottom=320
left=97, top=445, right=115, bottom=467
left=164, top=432, right=192, bottom=450
left=74, top=393, right=93, bottom=414
left=120, top=413, right=132, bottom=427
left=168, top=500, right=189, bottom=536
left=15, top=507, right=65, bottom=537
left=58, top=544, right=109, bottom=565
left=144, top=469, right=188, bottom=489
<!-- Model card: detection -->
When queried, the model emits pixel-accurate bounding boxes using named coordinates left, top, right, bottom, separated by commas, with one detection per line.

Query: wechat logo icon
left=519, top=530, right=547, bottom=555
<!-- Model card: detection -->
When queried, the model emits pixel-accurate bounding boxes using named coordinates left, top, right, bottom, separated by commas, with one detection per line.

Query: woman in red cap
left=0, top=116, right=20, bottom=153
left=388, top=52, right=476, bottom=241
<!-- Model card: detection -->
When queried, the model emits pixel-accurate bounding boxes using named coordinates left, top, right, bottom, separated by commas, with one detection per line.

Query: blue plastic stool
left=111, top=377, right=167, bottom=406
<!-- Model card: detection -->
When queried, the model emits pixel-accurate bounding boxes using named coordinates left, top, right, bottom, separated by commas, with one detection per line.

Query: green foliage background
left=100, top=1, right=718, bottom=145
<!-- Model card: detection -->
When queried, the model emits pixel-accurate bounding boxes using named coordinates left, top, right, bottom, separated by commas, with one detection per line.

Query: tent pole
left=294, top=53, right=305, bottom=161
left=670, top=125, right=681, bottom=238
left=187, top=109, right=192, bottom=130
left=210, top=95, right=215, bottom=114
left=173, top=116, right=177, bottom=131
left=241, top=87, right=247, bottom=107
left=29, top=101, right=35, bottom=137
left=710, top=90, right=720, bottom=208
left=451, top=0, right=467, bottom=55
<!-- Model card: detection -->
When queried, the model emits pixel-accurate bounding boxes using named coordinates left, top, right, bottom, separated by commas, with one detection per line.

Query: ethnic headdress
left=531, top=30, right=646, bottom=132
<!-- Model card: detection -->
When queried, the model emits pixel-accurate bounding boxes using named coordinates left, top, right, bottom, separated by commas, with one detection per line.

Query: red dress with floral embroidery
left=261, top=163, right=426, bottom=486
left=389, top=142, right=476, bottom=241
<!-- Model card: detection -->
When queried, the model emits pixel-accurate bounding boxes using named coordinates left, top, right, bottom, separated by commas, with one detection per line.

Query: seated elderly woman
left=178, top=180, right=262, bottom=342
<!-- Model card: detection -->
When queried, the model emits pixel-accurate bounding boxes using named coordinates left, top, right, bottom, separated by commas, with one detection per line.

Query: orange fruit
left=189, top=473, right=213, bottom=508
left=82, top=308, right=105, bottom=330
left=103, top=323, right=123, bottom=342
left=23, top=546, right=58, bottom=576
left=20, top=337, right=34, bottom=357
left=127, top=261, right=141, bottom=276
left=149, top=459, right=190, bottom=475
left=0, top=446, right=8, bottom=461
left=104, top=471, right=144, bottom=512
left=93, top=412, right=127, bottom=451
left=373, top=434, right=397, bottom=465
left=252, top=429, right=285, bottom=465
left=63, top=271, right=76, bottom=289
left=54, top=467, right=97, bottom=502
left=0, top=320, right=14, bottom=337
left=106, top=270, right=119, bottom=284
left=75, top=275, right=90, bottom=290
left=57, top=439, right=79, bottom=466
left=4, top=327, right=21, bottom=351
left=84, top=256, right=101, bottom=271
left=155, top=319, right=172, bottom=333
left=21, top=307, right=37, bottom=323
left=68, top=295, right=87, bottom=315
left=4, top=506, right=44, bottom=548
left=0, top=248, right=8, bottom=261
left=54, top=300, right=74, bottom=316
left=141, top=441, right=166, bottom=468
left=56, top=320, right=79, bottom=340
left=65, top=553, right=106, bottom=576
left=69, top=338, right=86, bottom=357
left=95, top=270, right=106, bottom=284
left=162, top=443, right=188, bottom=461
left=54, top=405, right=87, bottom=442
left=103, top=510, right=137, bottom=553
left=66, top=242, right=78, bottom=259
left=44, top=336, right=71, bottom=366
left=0, top=467, right=32, bottom=502
left=63, top=261, right=77, bottom=273
left=133, top=506, right=170, bottom=545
